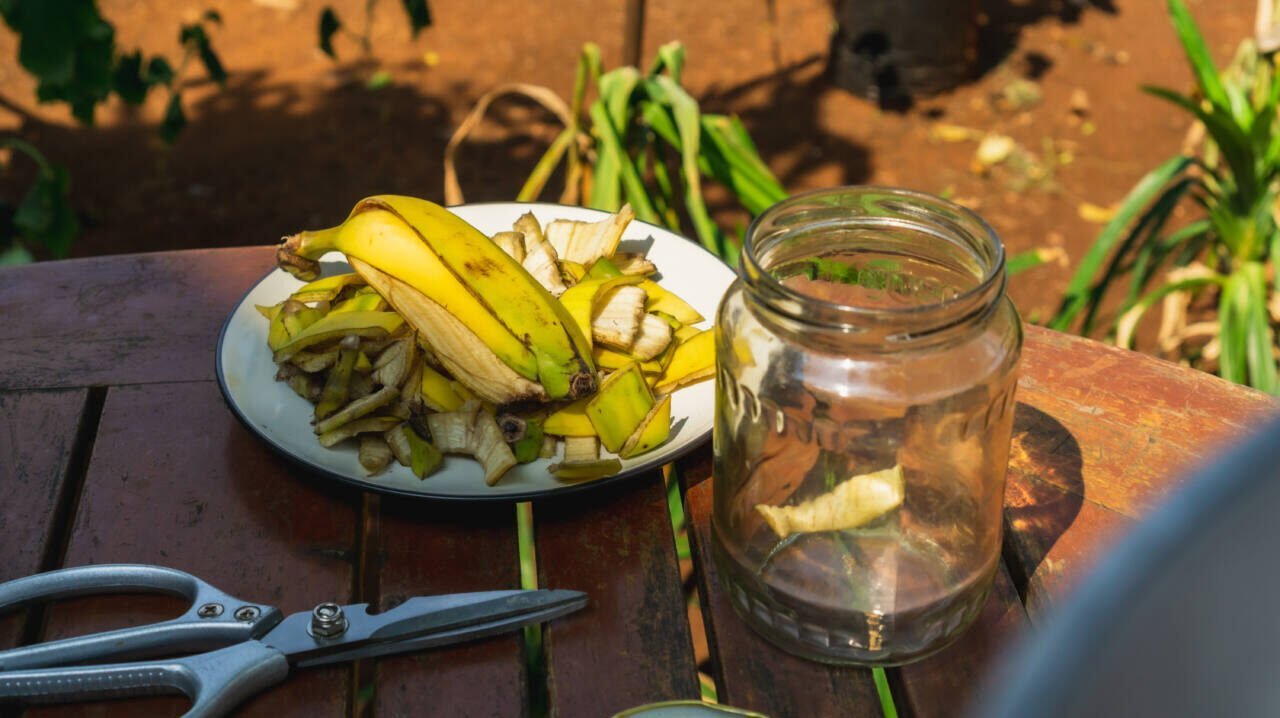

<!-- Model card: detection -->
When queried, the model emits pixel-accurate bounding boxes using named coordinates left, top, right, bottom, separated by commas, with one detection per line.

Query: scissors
left=0, top=564, right=587, bottom=717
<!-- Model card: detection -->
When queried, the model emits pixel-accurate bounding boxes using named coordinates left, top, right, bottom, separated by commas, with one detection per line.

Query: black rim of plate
left=214, top=202, right=725, bottom=503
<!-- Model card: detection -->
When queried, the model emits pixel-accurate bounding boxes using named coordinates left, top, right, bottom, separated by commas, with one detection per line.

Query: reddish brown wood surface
left=0, top=247, right=273, bottom=391
left=1019, top=325, right=1277, bottom=517
left=26, top=382, right=359, bottom=718
left=685, top=481, right=882, bottom=718
left=370, top=496, right=526, bottom=718
left=1006, top=326, right=1277, bottom=619
left=0, top=390, right=86, bottom=651
left=536, top=473, right=701, bottom=718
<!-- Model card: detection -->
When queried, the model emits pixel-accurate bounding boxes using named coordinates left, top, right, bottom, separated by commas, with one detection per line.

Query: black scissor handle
left=0, top=564, right=282, bottom=670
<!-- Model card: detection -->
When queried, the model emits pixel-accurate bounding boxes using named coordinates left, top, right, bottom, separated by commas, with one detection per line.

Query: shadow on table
left=1000, top=402, right=1084, bottom=603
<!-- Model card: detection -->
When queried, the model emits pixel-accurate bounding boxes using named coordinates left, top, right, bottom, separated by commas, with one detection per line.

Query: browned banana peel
left=314, top=385, right=400, bottom=436
left=276, top=234, right=322, bottom=280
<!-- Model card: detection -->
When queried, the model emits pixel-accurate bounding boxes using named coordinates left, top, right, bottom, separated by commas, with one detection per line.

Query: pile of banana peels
left=262, top=196, right=714, bottom=487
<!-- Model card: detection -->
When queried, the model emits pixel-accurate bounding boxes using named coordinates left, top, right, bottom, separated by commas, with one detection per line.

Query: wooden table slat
left=537, top=473, right=701, bottom=718
left=0, top=247, right=273, bottom=392
left=25, top=382, right=359, bottom=718
left=685, top=481, right=882, bottom=718
left=0, top=389, right=88, bottom=651
left=371, top=496, right=527, bottom=718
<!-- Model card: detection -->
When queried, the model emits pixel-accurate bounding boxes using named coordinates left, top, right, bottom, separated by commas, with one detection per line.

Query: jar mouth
left=740, top=186, right=1006, bottom=336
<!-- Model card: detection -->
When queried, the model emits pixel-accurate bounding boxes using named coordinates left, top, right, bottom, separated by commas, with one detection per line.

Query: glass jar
left=711, top=186, right=1021, bottom=665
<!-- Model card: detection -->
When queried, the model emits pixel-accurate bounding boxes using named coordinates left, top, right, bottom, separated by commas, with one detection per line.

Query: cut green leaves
left=471, top=42, right=785, bottom=266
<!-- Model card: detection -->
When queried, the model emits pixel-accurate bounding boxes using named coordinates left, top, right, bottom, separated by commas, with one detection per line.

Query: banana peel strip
left=756, top=465, right=905, bottom=538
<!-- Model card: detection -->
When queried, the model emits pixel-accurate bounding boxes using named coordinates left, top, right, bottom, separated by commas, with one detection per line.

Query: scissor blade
left=262, top=589, right=587, bottom=665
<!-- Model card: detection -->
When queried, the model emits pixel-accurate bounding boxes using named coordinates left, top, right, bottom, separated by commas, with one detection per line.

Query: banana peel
left=640, top=279, right=704, bottom=325
left=627, top=313, right=673, bottom=361
left=291, top=272, right=365, bottom=304
left=273, top=311, right=404, bottom=363
left=592, top=285, right=647, bottom=350
left=653, top=329, right=714, bottom=394
left=549, top=435, right=622, bottom=481
left=618, top=394, right=672, bottom=459
left=514, top=212, right=568, bottom=296
left=586, top=362, right=655, bottom=453
left=351, top=258, right=547, bottom=405
left=755, top=465, right=905, bottom=537
left=558, top=274, right=645, bottom=353
left=545, top=203, right=634, bottom=265
left=420, top=362, right=465, bottom=412
left=362, top=197, right=595, bottom=400
left=543, top=398, right=596, bottom=437
left=426, top=401, right=518, bottom=485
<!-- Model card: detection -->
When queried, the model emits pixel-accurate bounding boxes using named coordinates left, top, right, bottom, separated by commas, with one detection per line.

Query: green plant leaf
left=1050, top=154, right=1193, bottom=332
left=652, top=41, right=685, bottom=84
left=1144, top=86, right=1257, bottom=203
left=1239, top=261, right=1278, bottom=393
left=400, top=0, right=432, bottom=37
left=588, top=100, right=659, bottom=223
left=160, top=91, right=186, bottom=144
left=587, top=67, right=640, bottom=211
left=646, top=75, right=731, bottom=261
left=1166, top=0, right=1230, bottom=110
left=1218, top=268, right=1248, bottom=385
left=4, top=0, right=117, bottom=125
left=1118, top=177, right=1196, bottom=308
left=1126, top=217, right=1211, bottom=304
left=318, top=7, right=341, bottom=58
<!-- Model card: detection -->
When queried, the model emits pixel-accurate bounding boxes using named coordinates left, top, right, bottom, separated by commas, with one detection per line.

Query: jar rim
left=739, top=186, right=1006, bottom=331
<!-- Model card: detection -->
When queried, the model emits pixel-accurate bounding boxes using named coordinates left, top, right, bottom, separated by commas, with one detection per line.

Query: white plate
left=217, top=202, right=737, bottom=501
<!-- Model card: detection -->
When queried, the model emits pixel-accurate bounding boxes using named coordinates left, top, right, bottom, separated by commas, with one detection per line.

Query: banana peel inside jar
left=755, top=464, right=905, bottom=537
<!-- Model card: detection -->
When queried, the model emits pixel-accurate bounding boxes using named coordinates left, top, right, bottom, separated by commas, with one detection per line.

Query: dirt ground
left=0, top=0, right=1258, bottom=326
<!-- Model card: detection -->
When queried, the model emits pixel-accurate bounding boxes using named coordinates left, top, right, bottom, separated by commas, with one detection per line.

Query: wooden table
left=1, top=247, right=1274, bottom=718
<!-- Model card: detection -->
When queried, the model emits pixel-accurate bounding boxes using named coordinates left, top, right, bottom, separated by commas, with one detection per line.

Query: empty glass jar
left=711, top=186, right=1021, bottom=665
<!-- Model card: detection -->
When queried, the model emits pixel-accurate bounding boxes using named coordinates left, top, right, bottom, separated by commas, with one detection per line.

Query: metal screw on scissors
left=0, top=564, right=588, bottom=717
